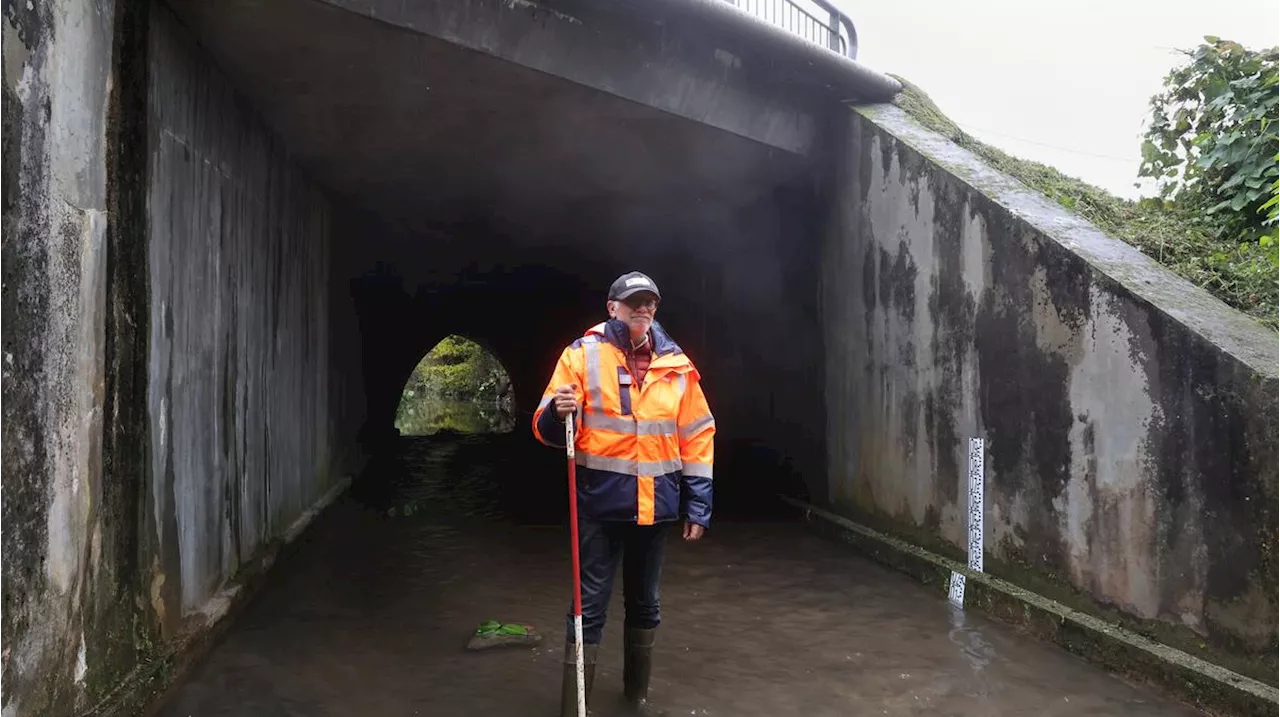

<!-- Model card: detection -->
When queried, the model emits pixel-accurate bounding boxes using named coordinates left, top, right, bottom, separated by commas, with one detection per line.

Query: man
left=532, top=271, right=715, bottom=716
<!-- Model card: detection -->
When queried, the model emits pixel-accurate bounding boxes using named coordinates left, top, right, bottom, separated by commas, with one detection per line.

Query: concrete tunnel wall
left=144, top=5, right=361, bottom=622
left=2, top=4, right=364, bottom=715
left=820, top=104, right=1279, bottom=681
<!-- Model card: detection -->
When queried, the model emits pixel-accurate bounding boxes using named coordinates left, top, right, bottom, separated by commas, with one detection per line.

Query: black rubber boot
left=623, top=627, right=666, bottom=715
left=559, top=641, right=598, bottom=717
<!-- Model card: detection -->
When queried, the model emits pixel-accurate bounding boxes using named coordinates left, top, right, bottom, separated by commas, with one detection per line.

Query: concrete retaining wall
left=820, top=104, right=1279, bottom=681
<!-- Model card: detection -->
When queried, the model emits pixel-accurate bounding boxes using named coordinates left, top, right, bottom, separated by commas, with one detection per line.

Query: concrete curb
left=86, top=475, right=354, bottom=717
left=780, top=496, right=1279, bottom=717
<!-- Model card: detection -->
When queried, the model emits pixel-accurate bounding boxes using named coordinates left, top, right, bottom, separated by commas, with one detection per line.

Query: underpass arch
left=393, top=333, right=516, bottom=437
left=22, top=0, right=1276, bottom=713
left=350, top=263, right=605, bottom=451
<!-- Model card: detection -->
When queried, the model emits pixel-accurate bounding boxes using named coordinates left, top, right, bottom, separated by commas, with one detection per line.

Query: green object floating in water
left=467, top=620, right=541, bottom=650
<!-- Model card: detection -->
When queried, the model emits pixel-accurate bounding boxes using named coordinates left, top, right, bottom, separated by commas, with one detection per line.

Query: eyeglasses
left=622, top=296, right=658, bottom=310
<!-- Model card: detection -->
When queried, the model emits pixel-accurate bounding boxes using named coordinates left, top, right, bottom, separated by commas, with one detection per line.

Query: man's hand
left=682, top=521, right=705, bottom=541
left=553, top=384, right=578, bottom=420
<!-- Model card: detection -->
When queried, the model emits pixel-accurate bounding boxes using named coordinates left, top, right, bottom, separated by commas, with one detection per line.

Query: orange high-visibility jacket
left=533, top=319, right=714, bottom=527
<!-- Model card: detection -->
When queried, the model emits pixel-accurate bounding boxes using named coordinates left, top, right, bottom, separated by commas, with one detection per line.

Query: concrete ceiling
left=162, top=0, right=810, bottom=247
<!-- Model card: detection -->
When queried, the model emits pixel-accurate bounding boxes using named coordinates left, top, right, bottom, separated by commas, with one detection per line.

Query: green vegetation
left=889, top=36, right=1279, bottom=329
left=1140, top=39, right=1278, bottom=247
left=395, top=336, right=514, bottom=435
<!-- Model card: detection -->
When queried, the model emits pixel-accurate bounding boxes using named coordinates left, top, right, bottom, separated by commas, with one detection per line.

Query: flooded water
left=155, top=434, right=1206, bottom=717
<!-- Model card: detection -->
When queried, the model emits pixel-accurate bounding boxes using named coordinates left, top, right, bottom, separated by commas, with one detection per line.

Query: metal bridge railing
left=721, top=0, right=858, bottom=58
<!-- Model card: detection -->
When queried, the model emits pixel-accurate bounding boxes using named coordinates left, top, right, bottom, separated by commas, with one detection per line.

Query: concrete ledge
left=85, top=476, right=353, bottom=717
left=781, top=496, right=1279, bottom=717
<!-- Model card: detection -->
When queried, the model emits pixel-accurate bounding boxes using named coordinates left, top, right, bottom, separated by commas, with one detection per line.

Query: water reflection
left=397, top=397, right=515, bottom=436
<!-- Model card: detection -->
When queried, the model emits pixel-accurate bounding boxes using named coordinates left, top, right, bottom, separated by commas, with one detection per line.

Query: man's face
left=609, top=292, right=659, bottom=340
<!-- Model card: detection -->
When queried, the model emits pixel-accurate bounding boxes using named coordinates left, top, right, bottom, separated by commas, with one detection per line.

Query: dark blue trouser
left=566, top=516, right=670, bottom=645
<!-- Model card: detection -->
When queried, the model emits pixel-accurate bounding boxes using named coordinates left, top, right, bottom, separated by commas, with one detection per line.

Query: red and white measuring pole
left=565, top=414, right=586, bottom=717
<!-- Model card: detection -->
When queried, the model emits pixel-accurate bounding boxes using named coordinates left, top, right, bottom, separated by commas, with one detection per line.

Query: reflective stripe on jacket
left=533, top=319, right=715, bottom=527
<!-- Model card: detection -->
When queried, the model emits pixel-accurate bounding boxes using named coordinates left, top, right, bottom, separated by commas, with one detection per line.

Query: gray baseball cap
left=608, top=271, right=661, bottom=302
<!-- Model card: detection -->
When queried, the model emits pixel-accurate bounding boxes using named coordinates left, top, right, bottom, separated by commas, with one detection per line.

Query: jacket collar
left=589, top=319, right=683, bottom=357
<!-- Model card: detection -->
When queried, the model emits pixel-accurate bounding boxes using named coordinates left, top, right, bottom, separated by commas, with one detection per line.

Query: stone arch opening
left=394, top=335, right=516, bottom=436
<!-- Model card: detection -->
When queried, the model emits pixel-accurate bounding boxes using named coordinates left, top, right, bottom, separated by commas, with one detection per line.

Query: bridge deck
left=156, top=436, right=1201, bottom=717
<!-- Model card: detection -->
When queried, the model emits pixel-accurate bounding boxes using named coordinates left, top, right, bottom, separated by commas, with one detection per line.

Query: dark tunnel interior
left=163, top=0, right=834, bottom=523
left=342, top=172, right=828, bottom=523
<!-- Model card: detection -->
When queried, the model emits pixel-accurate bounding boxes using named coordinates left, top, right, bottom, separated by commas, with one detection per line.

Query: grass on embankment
left=890, top=75, right=1279, bottom=330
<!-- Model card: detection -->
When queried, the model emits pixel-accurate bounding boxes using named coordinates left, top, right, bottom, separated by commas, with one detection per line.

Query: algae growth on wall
left=820, top=104, right=1279, bottom=682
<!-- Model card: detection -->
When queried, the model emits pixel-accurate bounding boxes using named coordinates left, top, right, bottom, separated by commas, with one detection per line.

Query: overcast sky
left=835, top=0, right=1280, bottom=199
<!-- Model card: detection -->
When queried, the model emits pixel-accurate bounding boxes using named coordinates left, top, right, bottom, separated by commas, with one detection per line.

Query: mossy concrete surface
left=820, top=98, right=1277, bottom=686
left=783, top=496, right=1278, bottom=717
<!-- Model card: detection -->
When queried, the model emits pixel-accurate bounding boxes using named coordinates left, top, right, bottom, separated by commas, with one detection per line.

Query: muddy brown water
left=155, top=434, right=1205, bottom=717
